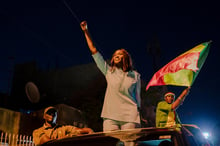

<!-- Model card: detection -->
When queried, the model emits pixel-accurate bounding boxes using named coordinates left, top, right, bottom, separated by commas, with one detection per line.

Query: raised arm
left=80, top=21, right=98, bottom=54
left=172, top=87, right=190, bottom=110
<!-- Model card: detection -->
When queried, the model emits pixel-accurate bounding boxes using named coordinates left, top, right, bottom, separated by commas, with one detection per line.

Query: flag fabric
left=146, top=41, right=211, bottom=91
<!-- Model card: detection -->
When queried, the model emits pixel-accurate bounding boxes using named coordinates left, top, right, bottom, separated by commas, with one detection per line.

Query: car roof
left=41, top=124, right=208, bottom=146
left=42, top=127, right=183, bottom=146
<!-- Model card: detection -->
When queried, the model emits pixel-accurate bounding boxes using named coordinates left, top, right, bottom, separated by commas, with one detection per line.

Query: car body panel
left=41, top=124, right=210, bottom=146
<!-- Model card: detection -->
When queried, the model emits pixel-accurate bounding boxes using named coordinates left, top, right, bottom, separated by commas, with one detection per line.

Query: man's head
left=43, top=106, right=57, bottom=126
left=164, top=92, right=175, bottom=104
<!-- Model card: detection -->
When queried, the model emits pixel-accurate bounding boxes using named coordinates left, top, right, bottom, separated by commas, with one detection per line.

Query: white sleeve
left=92, top=52, right=109, bottom=75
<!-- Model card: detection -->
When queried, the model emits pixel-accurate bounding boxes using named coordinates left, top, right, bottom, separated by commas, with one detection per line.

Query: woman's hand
left=80, top=21, right=88, bottom=31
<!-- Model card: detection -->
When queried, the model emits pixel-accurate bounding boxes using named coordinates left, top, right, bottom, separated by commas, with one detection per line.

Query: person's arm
left=77, top=127, right=94, bottom=134
left=172, top=87, right=190, bottom=110
left=64, top=125, right=94, bottom=137
left=80, top=21, right=97, bottom=54
left=136, top=73, right=141, bottom=108
left=33, top=129, right=52, bottom=145
left=80, top=21, right=109, bottom=75
left=39, top=134, right=52, bottom=145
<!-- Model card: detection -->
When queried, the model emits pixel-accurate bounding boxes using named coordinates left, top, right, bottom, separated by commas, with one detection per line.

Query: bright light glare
left=202, top=132, right=209, bottom=139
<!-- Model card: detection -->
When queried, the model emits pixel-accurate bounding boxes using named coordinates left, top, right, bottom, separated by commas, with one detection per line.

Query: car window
left=136, top=134, right=174, bottom=146
left=137, top=139, right=173, bottom=146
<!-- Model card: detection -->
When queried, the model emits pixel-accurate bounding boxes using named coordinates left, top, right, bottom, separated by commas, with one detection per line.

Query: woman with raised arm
left=80, top=21, right=141, bottom=132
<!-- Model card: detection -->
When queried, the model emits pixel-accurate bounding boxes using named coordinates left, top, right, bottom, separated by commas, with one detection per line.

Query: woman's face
left=113, top=50, right=124, bottom=65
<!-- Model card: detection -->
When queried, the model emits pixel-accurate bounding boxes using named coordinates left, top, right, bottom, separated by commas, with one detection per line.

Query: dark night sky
left=0, top=0, right=220, bottom=133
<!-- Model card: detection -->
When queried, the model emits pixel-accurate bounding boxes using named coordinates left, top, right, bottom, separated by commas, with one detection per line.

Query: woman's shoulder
left=132, top=70, right=140, bottom=77
left=127, top=70, right=140, bottom=79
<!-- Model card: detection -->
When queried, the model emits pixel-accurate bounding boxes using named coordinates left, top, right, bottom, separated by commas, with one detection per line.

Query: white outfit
left=92, top=52, right=141, bottom=125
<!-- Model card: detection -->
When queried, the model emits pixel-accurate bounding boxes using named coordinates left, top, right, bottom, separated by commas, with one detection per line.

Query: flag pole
left=62, top=0, right=81, bottom=24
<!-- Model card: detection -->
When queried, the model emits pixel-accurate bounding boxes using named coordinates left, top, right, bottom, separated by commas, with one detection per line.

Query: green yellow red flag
left=146, top=41, right=211, bottom=91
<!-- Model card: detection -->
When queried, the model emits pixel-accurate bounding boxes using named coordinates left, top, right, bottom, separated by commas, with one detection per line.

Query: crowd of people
left=32, top=20, right=191, bottom=145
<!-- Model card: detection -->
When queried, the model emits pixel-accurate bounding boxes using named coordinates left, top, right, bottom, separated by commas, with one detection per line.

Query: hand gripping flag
left=146, top=41, right=211, bottom=91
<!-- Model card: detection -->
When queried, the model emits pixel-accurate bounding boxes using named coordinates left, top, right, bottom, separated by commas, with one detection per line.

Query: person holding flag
left=156, top=87, right=190, bottom=129
left=145, top=41, right=210, bottom=129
